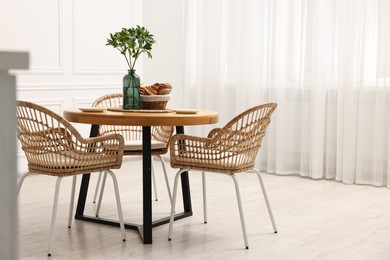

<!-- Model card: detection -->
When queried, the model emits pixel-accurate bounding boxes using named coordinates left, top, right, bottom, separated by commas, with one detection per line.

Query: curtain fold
left=182, top=0, right=390, bottom=187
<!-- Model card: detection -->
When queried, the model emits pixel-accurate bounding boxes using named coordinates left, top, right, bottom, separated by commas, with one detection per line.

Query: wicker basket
left=140, top=94, right=170, bottom=110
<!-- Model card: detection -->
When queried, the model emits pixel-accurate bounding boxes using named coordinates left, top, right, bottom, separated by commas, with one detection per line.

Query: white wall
left=0, top=0, right=185, bottom=172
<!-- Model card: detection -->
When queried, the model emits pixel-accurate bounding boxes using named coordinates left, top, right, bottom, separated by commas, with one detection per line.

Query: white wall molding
left=16, top=0, right=65, bottom=75
left=4, top=0, right=65, bottom=76
left=73, top=97, right=98, bottom=107
left=10, top=68, right=65, bottom=75
left=17, top=83, right=121, bottom=91
left=72, top=69, right=126, bottom=75
left=34, top=0, right=65, bottom=74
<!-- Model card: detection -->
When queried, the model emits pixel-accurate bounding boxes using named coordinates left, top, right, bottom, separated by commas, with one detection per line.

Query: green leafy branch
left=106, top=25, right=156, bottom=70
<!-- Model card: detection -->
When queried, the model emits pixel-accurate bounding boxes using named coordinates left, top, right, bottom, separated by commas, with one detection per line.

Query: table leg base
left=74, top=212, right=193, bottom=244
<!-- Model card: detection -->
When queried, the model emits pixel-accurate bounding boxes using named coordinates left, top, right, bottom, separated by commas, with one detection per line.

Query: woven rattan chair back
left=92, top=93, right=173, bottom=155
left=170, top=102, right=277, bottom=174
left=16, top=100, right=124, bottom=176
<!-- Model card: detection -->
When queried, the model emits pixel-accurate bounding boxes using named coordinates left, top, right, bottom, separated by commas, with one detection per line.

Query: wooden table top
left=63, top=108, right=219, bottom=126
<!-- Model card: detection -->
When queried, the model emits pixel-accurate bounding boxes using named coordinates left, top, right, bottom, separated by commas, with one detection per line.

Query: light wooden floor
left=18, top=157, right=390, bottom=259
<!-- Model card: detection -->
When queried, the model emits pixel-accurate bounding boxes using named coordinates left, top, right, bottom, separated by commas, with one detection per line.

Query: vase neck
left=128, top=69, right=136, bottom=74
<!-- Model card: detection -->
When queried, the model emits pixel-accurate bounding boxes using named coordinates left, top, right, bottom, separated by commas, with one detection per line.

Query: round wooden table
left=63, top=108, right=218, bottom=244
left=63, top=108, right=218, bottom=126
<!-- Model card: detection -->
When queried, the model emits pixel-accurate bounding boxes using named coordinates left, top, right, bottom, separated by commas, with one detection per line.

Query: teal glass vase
left=123, top=69, right=140, bottom=109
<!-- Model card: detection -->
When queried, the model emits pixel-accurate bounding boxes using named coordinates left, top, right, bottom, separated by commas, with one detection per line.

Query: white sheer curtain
left=181, top=0, right=390, bottom=187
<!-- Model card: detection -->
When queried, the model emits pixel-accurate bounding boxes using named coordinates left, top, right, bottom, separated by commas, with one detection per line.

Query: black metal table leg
left=175, top=126, right=193, bottom=213
left=142, top=126, right=152, bottom=243
left=75, top=124, right=99, bottom=216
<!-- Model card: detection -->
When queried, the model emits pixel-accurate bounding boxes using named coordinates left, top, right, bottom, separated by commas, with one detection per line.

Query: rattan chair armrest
left=206, top=128, right=250, bottom=143
left=207, top=128, right=222, bottom=138
left=169, top=134, right=212, bottom=147
left=81, top=133, right=125, bottom=153
left=151, top=126, right=174, bottom=144
left=169, top=134, right=213, bottom=159
left=83, top=133, right=124, bottom=145
left=63, top=133, right=125, bottom=170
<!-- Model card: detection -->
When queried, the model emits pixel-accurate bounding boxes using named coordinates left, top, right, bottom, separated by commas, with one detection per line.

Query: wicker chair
left=91, top=93, right=173, bottom=214
left=168, top=103, right=278, bottom=249
left=16, top=100, right=126, bottom=256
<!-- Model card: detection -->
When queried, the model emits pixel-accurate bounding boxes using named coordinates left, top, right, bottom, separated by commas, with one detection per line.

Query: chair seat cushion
left=171, top=152, right=255, bottom=174
left=27, top=150, right=121, bottom=176
left=124, top=140, right=167, bottom=151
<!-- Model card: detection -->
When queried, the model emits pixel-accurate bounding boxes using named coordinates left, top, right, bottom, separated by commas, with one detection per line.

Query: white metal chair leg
left=157, top=155, right=172, bottom=204
left=252, top=168, right=277, bottom=233
left=152, top=158, right=158, bottom=201
left=68, top=175, right=77, bottom=228
left=168, top=169, right=186, bottom=240
left=48, top=177, right=63, bottom=256
left=231, top=175, right=249, bottom=249
left=17, top=172, right=35, bottom=196
left=93, top=172, right=103, bottom=203
left=96, top=171, right=108, bottom=217
left=202, top=171, right=207, bottom=223
left=105, top=170, right=126, bottom=241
